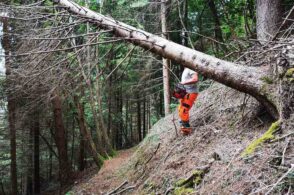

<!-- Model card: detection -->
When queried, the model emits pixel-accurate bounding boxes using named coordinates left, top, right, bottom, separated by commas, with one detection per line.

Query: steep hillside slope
left=72, top=84, right=293, bottom=194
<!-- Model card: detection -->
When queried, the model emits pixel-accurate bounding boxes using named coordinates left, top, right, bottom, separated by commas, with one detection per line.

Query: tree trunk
left=107, top=57, right=113, bottom=137
left=48, top=136, right=53, bottom=179
left=71, top=117, right=75, bottom=168
left=161, top=0, right=171, bottom=116
left=181, top=0, right=188, bottom=46
left=143, top=95, right=146, bottom=138
left=207, top=0, right=225, bottom=51
left=8, top=100, right=17, bottom=195
left=137, top=94, right=142, bottom=142
left=108, top=73, right=113, bottom=140
left=159, top=92, right=163, bottom=117
left=147, top=98, right=151, bottom=130
left=117, top=84, right=123, bottom=148
left=55, top=0, right=280, bottom=118
left=0, top=180, right=5, bottom=195
left=89, top=86, right=107, bottom=153
left=69, top=24, right=109, bottom=156
left=125, top=99, right=132, bottom=147
left=125, top=99, right=129, bottom=141
left=256, top=0, right=282, bottom=42
left=96, top=80, right=113, bottom=153
left=33, top=113, right=40, bottom=194
left=74, top=96, right=104, bottom=168
left=2, top=17, right=18, bottom=195
left=51, top=91, right=72, bottom=186
left=27, top=123, right=33, bottom=195
left=78, top=131, right=85, bottom=171
left=131, top=103, right=135, bottom=143
left=85, top=0, right=112, bottom=154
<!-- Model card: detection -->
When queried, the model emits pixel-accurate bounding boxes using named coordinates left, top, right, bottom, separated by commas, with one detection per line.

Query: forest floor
left=71, top=84, right=293, bottom=195
left=70, top=148, right=136, bottom=194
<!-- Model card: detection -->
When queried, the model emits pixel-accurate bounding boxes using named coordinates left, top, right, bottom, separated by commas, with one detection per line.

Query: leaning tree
left=51, top=0, right=294, bottom=120
left=1, top=0, right=293, bottom=194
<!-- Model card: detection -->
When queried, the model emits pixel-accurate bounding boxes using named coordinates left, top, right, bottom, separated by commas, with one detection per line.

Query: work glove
left=172, top=83, right=187, bottom=99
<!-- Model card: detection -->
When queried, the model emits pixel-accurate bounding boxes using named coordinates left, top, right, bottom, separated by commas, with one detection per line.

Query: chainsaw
left=172, top=83, right=187, bottom=99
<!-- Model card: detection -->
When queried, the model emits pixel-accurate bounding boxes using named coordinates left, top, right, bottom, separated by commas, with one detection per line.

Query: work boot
left=179, top=120, right=190, bottom=126
left=180, top=121, right=192, bottom=135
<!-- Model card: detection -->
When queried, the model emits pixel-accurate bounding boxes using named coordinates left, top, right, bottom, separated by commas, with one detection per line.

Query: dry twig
left=106, top=180, right=128, bottom=195
left=265, top=165, right=293, bottom=195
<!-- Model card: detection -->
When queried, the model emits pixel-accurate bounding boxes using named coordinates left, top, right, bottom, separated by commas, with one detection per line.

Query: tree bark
left=51, top=91, right=72, bottom=186
left=33, top=113, right=40, bottom=194
left=74, top=96, right=104, bottom=168
left=256, top=0, right=282, bottom=42
left=143, top=95, right=146, bottom=138
left=48, top=136, right=53, bottom=179
left=71, top=116, right=75, bottom=168
left=0, top=180, right=5, bottom=195
left=8, top=100, right=17, bottom=194
left=78, top=132, right=85, bottom=171
left=137, top=94, right=142, bottom=142
left=161, top=0, right=171, bottom=116
left=108, top=68, right=113, bottom=141
left=117, top=84, right=123, bottom=148
left=54, top=0, right=279, bottom=118
left=207, top=0, right=225, bottom=51
left=96, top=81, right=113, bottom=153
left=27, top=123, right=33, bottom=195
left=2, top=16, right=18, bottom=195
left=181, top=0, right=188, bottom=46
left=130, top=113, right=134, bottom=143
left=125, top=99, right=129, bottom=139
left=148, top=98, right=151, bottom=130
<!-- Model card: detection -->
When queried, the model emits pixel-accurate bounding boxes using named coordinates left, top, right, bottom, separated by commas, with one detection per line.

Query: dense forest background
left=0, top=0, right=293, bottom=194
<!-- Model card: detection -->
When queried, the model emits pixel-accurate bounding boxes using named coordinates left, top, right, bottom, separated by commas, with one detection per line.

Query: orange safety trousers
left=178, top=93, right=198, bottom=122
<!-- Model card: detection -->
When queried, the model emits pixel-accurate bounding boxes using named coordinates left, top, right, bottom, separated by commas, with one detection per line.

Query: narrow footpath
left=72, top=148, right=135, bottom=195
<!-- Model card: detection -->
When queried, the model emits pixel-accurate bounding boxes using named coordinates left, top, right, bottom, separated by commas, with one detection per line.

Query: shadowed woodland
left=0, top=0, right=293, bottom=194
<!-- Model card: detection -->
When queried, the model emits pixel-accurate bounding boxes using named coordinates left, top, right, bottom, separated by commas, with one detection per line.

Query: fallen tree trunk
left=53, top=0, right=278, bottom=118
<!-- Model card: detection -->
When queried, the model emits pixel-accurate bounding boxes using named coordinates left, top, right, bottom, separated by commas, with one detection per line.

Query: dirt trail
left=72, top=147, right=135, bottom=194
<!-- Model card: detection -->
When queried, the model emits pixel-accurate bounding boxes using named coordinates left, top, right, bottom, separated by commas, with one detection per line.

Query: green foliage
left=170, top=103, right=178, bottom=112
left=261, top=76, right=274, bottom=84
left=88, top=0, right=100, bottom=11
left=43, top=0, right=53, bottom=6
left=117, top=0, right=128, bottom=6
left=130, top=0, right=149, bottom=8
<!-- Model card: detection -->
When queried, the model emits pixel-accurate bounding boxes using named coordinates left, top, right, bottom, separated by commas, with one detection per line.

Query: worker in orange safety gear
left=178, top=68, right=199, bottom=135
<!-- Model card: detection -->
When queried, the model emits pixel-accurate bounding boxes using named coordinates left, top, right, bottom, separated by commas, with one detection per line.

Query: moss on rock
left=192, top=170, right=205, bottom=185
left=285, top=68, right=294, bottom=77
left=242, top=121, right=280, bottom=156
left=173, top=169, right=206, bottom=194
left=175, top=170, right=205, bottom=188
left=283, top=68, right=294, bottom=83
left=174, top=187, right=195, bottom=195
left=175, top=178, right=187, bottom=187
left=289, top=78, right=294, bottom=83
